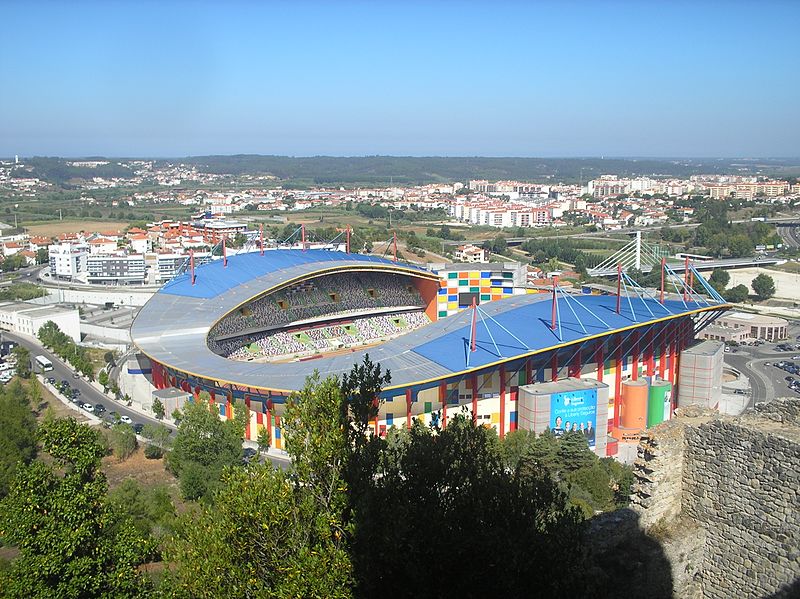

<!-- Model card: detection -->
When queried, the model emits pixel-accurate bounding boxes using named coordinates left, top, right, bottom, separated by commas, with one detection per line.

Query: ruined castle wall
left=631, top=400, right=800, bottom=598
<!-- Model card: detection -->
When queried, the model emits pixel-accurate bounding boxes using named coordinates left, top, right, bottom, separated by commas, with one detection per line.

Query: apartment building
left=86, top=254, right=146, bottom=285
left=48, top=242, right=89, bottom=280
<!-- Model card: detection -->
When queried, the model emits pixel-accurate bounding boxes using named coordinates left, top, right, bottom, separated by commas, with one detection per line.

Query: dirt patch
left=24, top=220, right=129, bottom=237
left=102, top=446, right=178, bottom=492
left=727, top=267, right=800, bottom=302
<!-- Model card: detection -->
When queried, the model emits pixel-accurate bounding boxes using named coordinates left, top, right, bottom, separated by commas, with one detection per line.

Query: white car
left=120, top=415, right=132, bottom=424
left=81, top=403, right=94, bottom=413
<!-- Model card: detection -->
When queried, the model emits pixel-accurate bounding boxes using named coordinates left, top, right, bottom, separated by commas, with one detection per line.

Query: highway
left=777, top=223, right=800, bottom=249
left=3, top=330, right=291, bottom=468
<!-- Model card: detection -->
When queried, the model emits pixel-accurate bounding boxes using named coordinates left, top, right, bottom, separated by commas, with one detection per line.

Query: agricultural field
left=24, top=220, right=131, bottom=237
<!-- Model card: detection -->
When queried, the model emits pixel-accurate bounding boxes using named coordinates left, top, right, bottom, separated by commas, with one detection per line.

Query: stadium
left=130, top=248, right=730, bottom=456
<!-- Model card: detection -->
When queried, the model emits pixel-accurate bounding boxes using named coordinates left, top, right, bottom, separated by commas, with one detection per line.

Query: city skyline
left=1, top=0, right=798, bottom=157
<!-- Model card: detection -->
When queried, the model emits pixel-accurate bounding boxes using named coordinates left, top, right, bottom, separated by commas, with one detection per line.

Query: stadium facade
left=130, top=249, right=729, bottom=457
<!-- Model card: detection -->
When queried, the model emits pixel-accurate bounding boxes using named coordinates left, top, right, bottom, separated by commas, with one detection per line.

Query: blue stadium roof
left=161, top=249, right=432, bottom=299
left=413, top=294, right=694, bottom=372
left=131, top=249, right=730, bottom=394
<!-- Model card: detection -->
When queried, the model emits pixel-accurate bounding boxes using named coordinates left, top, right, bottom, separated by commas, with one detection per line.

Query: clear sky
left=1, top=0, right=797, bottom=158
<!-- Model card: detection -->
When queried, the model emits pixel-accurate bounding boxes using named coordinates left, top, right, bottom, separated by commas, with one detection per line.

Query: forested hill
left=177, top=155, right=800, bottom=186
left=7, top=155, right=800, bottom=187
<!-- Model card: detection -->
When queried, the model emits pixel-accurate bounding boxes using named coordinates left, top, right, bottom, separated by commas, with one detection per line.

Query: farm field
left=24, top=220, right=130, bottom=237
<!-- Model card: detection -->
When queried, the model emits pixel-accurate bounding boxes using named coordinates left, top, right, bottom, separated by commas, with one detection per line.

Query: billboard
left=550, top=388, right=597, bottom=447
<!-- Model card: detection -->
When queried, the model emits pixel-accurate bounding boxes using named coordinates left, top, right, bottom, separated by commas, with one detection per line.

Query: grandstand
left=208, top=270, right=426, bottom=354
left=222, top=311, right=431, bottom=362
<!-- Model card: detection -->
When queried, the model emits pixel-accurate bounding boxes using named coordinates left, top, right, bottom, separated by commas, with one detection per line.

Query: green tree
left=108, top=422, right=137, bottom=461
left=167, top=465, right=352, bottom=598
left=98, top=370, right=109, bottom=390
left=107, top=480, right=177, bottom=542
left=141, top=423, right=171, bottom=459
left=0, top=380, right=37, bottom=497
left=724, top=284, right=750, bottom=303
left=751, top=273, right=776, bottom=300
left=557, top=431, right=596, bottom=472
left=351, top=414, right=586, bottom=597
left=12, top=345, right=31, bottom=379
left=152, top=397, right=165, bottom=419
left=709, top=268, right=730, bottom=291
left=499, top=428, right=536, bottom=470
left=0, top=418, right=152, bottom=597
left=167, top=374, right=354, bottom=597
left=35, top=248, right=48, bottom=264
left=167, top=399, right=243, bottom=500
left=257, top=424, right=271, bottom=454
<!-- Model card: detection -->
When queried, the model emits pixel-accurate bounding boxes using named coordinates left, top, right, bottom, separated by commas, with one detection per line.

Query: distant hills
left=8, top=155, right=800, bottom=187
left=179, top=155, right=800, bottom=186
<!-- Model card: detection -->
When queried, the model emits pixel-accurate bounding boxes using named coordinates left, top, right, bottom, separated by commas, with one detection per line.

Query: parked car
left=81, top=403, right=94, bottom=413
left=46, top=376, right=56, bottom=384
left=120, top=415, right=132, bottom=424
left=109, top=411, right=120, bottom=423
left=94, top=403, right=106, bottom=414
left=785, top=376, right=795, bottom=382
left=132, top=423, right=144, bottom=434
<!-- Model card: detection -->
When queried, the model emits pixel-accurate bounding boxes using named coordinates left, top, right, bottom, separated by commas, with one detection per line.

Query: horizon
left=6, top=154, right=800, bottom=161
left=1, top=0, right=798, bottom=157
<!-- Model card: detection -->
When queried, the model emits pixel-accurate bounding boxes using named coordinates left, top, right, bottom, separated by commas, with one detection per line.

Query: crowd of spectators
left=209, top=271, right=425, bottom=342
left=219, top=311, right=431, bottom=361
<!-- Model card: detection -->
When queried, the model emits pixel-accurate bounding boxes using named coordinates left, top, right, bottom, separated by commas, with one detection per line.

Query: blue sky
left=1, top=0, right=797, bottom=157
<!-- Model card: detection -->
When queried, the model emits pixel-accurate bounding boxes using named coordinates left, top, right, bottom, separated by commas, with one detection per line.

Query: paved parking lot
left=723, top=321, right=800, bottom=406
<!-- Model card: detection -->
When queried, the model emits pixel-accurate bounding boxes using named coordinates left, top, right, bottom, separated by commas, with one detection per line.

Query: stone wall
left=631, top=399, right=800, bottom=598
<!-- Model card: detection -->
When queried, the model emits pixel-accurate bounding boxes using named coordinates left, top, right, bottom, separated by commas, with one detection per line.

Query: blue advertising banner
left=550, top=389, right=597, bottom=447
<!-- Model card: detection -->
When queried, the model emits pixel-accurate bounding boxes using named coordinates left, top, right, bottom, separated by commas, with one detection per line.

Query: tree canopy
left=0, top=418, right=153, bottom=597
left=166, top=398, right=244, bottom=500
left=751, top=273, right=776, bottom=301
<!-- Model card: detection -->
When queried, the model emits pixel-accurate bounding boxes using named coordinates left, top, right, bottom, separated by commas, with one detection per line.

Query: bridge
left=587, top=231, right=783, bottom=277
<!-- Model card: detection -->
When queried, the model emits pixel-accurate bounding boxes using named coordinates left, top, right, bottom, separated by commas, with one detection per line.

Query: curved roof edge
left=160, top=249, right=436, bottom=299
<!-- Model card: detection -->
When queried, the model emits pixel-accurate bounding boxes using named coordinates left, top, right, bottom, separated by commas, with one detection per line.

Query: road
left=4, top=330, right=166, bottom=430
left=777, top=223, right=800, bottom=249
left=4, top=330, right=291, bottom=468
left=724, top=327, right=800, bottom=406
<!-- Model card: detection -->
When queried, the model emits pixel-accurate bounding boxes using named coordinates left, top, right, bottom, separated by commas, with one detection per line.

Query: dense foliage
left=166, top=398, right=245, bottom=500
left=0, top=418, right=153, bottom=597
left=0, top=380, right=38, bottom=497
left=0, top=283, right=47, bottom=301
left=166, top=374, right=353, bottom=598
left=350, top=415, right=587, bottom=598
left=0, top=355, right=635, bottom=597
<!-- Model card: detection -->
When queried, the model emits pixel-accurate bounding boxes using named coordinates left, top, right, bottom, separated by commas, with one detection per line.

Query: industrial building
left=130, top=249, right=729, bottom=456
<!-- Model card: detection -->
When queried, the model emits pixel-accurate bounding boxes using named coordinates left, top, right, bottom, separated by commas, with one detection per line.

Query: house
left=454, top=244, right=488, bottom=263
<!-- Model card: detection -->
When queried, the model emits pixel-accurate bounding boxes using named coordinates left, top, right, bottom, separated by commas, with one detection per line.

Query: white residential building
left=48, top=243, right=89, bottom=280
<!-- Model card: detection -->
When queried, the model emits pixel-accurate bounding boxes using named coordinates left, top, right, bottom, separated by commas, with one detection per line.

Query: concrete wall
left=80, top=322, right=132, bottom=343
left=38, top=287, right=155, bottom=306
left=631, top=399, right=800, bottom=598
